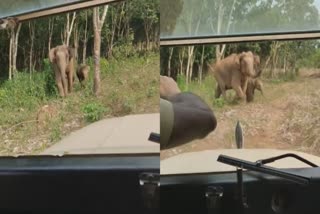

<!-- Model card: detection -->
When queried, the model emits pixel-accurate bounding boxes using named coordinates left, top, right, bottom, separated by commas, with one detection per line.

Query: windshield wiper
left=217, top=154, right=311, bottom=186
left=256, top=153, right=318, bottom=167
left=148, top=132, right=160, bottom=144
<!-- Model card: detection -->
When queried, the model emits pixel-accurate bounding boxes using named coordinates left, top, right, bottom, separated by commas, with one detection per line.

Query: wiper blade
left=217, top=155, right=311, bottom=186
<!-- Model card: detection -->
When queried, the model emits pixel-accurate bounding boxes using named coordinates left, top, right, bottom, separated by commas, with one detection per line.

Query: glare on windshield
left=0, top=0, right=85, bottom=19
left=160, top=0, right=320, bottom=39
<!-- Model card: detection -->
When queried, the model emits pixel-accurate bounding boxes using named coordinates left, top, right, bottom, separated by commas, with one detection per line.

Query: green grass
left=176, top=74, right=238, bottom=109
left=0, top=53, right=159, bottom=155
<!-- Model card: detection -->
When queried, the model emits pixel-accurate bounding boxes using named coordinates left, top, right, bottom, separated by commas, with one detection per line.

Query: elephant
left=246, top=78, right=264, bottom=102
left=49, top=45, right=75, bottom=97
left=215, top=78, right=264, bottom=103
left=76, top=64, right=90, bottom=88
left=209, top=51, right=262, bottom=101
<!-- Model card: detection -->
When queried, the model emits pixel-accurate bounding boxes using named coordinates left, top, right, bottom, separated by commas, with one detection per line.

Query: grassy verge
left=0, top=53, right=159, bottom=155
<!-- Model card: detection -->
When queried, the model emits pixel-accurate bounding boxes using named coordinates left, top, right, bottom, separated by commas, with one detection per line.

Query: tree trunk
left=215, top=0, right=236, bottom=61
left=93, top=6, right=109, bottom=96
left=73, top=23, right=79, bottom=63
left=199, top=45, right=205, bottom=83
left=93, top=29, right=101, bottom=95
left=29, top=21, right=35, bottom=76
left=116, top=3, right=125, bottom=38
left=186, top=46, right=195, bottom=85
left=143, top=12, right=155, bottom=51
left=82, top=11, right=88, bottom=64
left=9, top=30, right=13, bottom=80
left=283, top=56, right=287, bottom=75
left=167, top=47, right=173, bottom=77
left=64, top=12, right=76, bottom=46
left=190, top=47, right=196, bottom=82
left=107, top=7, right=120, bottom=58
left=270, top=41, right=281, bottom=78
left=9, top=23, right=22, bottom=80
left=179, top=47, right=185, bottom=75
left=48, top=18, right=54, bottom=55
left=215, top=0, right=224, bottom=62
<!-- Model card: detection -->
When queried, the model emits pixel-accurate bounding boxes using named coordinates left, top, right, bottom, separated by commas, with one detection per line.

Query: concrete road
left=42, top=113, right=160, bottom=155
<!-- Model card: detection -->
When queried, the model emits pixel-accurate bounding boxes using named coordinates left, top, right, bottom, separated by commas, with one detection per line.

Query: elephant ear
left=49, top=48, right=56, bottom=63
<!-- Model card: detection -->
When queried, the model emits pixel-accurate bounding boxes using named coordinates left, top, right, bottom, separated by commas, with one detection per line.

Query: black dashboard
left=161, top=167, right=320, bottom=214
left=0, top=154, right=160, bottom=214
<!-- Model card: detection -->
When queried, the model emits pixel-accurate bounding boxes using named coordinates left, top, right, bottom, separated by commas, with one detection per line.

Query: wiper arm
left=148, top=132, right=160, bottom=144
left=256, top=153, right=318, bottom=167
left=217, top=154, right=311, bottom=186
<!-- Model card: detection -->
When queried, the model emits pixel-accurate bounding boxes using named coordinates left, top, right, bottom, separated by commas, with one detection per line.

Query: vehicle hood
left=161, top=149, right=320, bottom=175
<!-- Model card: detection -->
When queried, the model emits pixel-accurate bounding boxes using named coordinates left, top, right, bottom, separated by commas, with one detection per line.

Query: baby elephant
left=246, top=78, right=264, bottom=102
left=76, top=64, right=90, bottom=87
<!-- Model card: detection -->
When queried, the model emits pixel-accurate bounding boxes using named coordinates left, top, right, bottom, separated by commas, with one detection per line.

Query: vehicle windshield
left=160, top=0, right=320, bottom=173
left=161, top=0, right=320, bottom=40
left=0, top=0, right=160, bottom=156
left=0, top=0, right=85, bottom=19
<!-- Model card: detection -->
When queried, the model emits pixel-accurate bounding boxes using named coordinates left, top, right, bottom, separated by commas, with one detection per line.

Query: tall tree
left=63, top=12, right=77, bottom=46
left=93, top=6, right=108, bottom=96
left=8, top=23, right=22, bottom=80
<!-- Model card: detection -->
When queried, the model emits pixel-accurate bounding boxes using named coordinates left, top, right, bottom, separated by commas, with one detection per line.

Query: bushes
left=0, top=59, right=58, bottom=111
left=81, top=102, right=109, bottom=122
left=43, top=58, right=58, bottom=97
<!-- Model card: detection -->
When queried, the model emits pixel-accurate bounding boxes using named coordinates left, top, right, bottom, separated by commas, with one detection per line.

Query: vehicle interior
left=0, top=1, right=160, bottom=214
left=160, top=0, right=320, bottom=213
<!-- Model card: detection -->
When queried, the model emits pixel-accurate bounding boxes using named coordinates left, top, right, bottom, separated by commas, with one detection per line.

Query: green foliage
left=0, top=58, right=60, bottom=112
left=82, top=102, right=109, bottom=123
left=49, top=118, right=62, bottom=142
left=112, top=42, right=138, bottom=59
left=176, top=74, right=187, bottom=91
left=298, top=48, right=320, bottom=68
left=147, top=86, right=157, bottom=98
left=0, top=73, right=43, bottom=110
left=279, top=69, right=299, bottom=82
left=213, top=98, right=225, bottom=108
left=122, top=98, right=135, bottom=114
left=43, top=59, right=58, bottom=97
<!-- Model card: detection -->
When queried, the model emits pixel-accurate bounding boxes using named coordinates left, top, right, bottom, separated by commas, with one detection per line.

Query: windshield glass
left=0, top=0, right=160, bottom=156
left=0, top=0, right=85, bottom=19
left=160, top=0, right=320, bottom=40
left=159, top=0, right=320, bottom=174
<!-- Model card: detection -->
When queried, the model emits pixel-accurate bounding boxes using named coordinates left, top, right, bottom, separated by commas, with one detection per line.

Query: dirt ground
left=161, top=70, right=320, bottom=160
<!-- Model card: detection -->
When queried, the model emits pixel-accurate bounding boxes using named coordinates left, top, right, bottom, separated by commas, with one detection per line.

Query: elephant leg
left=246, top=89, right=254, bottom=102
left=233, top=85, right=246, bottom=101
left=54, top=70, right=65, bottom=97
left=61, top=72, right=68, bottom=96
left=241, top=78, right=249, bottom=96
left=215, top=85, right=222, bottom=98
left=219, top=84, right=227, bottom=100
left=68, top=72, right=73, bottom=93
